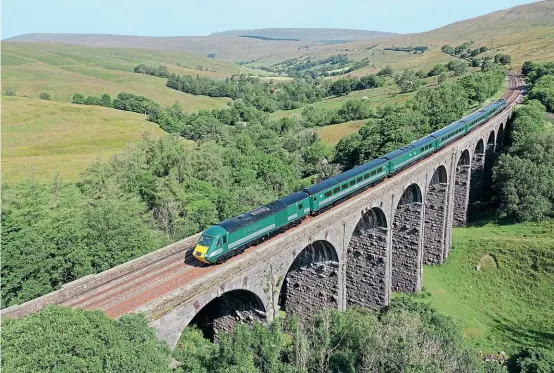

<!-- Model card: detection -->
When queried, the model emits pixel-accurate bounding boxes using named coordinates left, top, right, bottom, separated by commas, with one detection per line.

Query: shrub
left=3, top=87, right=16, bottom=96
left=39, top=92, right=51, bottom=100
left=71, top=93, right=86, bottom=104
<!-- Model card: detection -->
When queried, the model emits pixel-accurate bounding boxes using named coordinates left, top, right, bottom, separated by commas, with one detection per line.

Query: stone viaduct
left=2, top=89, right=518, bottom=348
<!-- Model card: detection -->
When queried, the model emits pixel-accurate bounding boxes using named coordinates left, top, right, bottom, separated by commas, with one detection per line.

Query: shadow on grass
left=490, top=314, right=554, bottom=351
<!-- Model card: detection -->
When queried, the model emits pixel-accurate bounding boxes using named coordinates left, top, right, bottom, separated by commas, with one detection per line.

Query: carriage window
left=364, top=174, right=370, bottom=179
left=371, top=170, right=376, bottom=176
left=357, top=176, right=363, bottom=182
left=298, top=204, right=303, bottom=209
left=342, top=183, right=348, bottom=190
left=349, top=180, right=355, bottom=186
left=325, top=191, right=333, bottom=198
left=378, top=168, right=383, bottom=172
left=333, top=187, right=340, bottom=193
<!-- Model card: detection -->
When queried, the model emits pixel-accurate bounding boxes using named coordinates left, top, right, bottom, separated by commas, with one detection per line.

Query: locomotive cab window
left=223, top=236, right=227, bottom=244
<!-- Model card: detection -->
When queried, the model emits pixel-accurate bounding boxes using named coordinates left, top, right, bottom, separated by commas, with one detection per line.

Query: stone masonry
left=284, top=261, right=339, bottom=321
left=391, top=202, right=424, bottom=293
left=483, top=142, right=495, bottom=201
left=423, top=183, right=448, bottom=264
left=453, top=163, right=470, bottom=227
left=346, top=226, right=388, bottom=307
left=469, top=152, right=485, bottom=203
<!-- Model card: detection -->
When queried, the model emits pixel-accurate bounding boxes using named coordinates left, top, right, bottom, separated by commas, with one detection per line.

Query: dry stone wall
left=346, top=228, right=388, bottom=307
left=423, top=183, right=448, bottom=264
left=391, top=203, right=423, bottom=293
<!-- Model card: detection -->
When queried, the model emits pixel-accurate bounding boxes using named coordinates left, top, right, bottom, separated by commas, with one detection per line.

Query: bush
left=1, top=306, right=171, bottom=373
left=447, top=59, right=469, bottom=76
left=528, top=75, right=554, bottom=112
left=376, top=65, right=393, bottom=77
left=3, top=87, right=16, bottom=96
left=39, top=92, right=51, bottom=100
left=514, top=347, right=554, bottom=373
left=71, top=93, right=86, bottom=104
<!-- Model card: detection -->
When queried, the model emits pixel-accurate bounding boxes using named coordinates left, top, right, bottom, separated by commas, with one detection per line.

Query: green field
left=1, top=96, right=174, bottom=182
left=1, top=42, right=271, bottom=111
left=419, top=220, right=554, bottom=354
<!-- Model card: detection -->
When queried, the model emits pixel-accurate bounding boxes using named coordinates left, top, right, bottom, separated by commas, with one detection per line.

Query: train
left=193, top=98, right=507, bottom=264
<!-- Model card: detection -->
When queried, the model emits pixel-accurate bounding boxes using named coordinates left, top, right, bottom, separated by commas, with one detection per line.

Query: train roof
left=305, top=158, right=388, bottom=195
left=410, top=136, right=436, bottom=148
left=429, top=119, right=466, bottom=139
left=218, top=191, right=308, bottom=233
left=381, top=144, right=415, bottom=161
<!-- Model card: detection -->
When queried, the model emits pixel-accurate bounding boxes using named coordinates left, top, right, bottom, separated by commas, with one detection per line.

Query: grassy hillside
left=420, top=220, right=554, bottom=354
left=1, top=96, right=171, bottom=182
left=1, top=42, right=266, bottom=110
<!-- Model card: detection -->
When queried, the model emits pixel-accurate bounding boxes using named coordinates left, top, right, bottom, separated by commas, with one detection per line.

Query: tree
left=39, top=92, right=51, bottom=100
left=329, top=79, right=352, bottom=96
left=72, top=93, right=86, bottom=104
left=85, top=95, right=100, bottom=105
left=395, top=70, right=423, bottom=93
left=514, top=347, right=554, bottom=373
left=99, top=93, right=112, bottom=108
left=376, top=65, right=393, bottom=77
left=427, top=64, right=448, bottom=77
left=528, top=75, right=554, bottom=112
left=494, top=53, right=512, bottom=66
left=447, top=60, right=469, bottom=76
left=441, top=45, right=455, bottom=55
left=438, top=73, right=448, bottom=85
left=1, top=306, right=171, bottom=373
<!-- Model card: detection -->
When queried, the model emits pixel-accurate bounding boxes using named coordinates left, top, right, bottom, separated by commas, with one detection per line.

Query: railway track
left=5, top=72, right=526, bottom=321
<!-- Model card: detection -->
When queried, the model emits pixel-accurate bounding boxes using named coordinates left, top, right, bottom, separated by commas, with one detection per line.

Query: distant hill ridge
left=210, top=28, right=397, bottom=41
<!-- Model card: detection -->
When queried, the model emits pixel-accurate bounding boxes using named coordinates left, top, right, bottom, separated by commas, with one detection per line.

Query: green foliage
left=492, top=100, right=554, bottom=221
left=438, top=73, right=448, bottom=85
left=514, top=348, right=554, bottom=373
left=99, top=93, right=113, bottom=108
left=39, top=91, right=51, bottom=100
left=334, top=68, right=505, bottom=169
left=174, top=300, right=490, bottom=373
left=447, top=59, right=469, bottom=76
left=1, top=306, right=171, bottom=373
left=494, top=54, right=512, bottom=66
left=376, top=65, right=393, bottom=77
left=384, top=45, right=429, bottom=54
left=522, top=61, right=554, bottom=85
left=395, top=69, right=423, bottom=93
left=85, top=95, right=100, bottom=105
left=3, top=87, right=16, bottom=96
left=528, top=75, right=554, bottom=112
left=134, top=64, right=169, bottom=78
left=1, top=179, right=166, bottom=307
left=427, top=63, right=449, bottom=77
left=71, top=93, right=86, bottom=104
left=112, top=92, right=161, bottom=116
left=329, top=78, right=352, bottom=96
